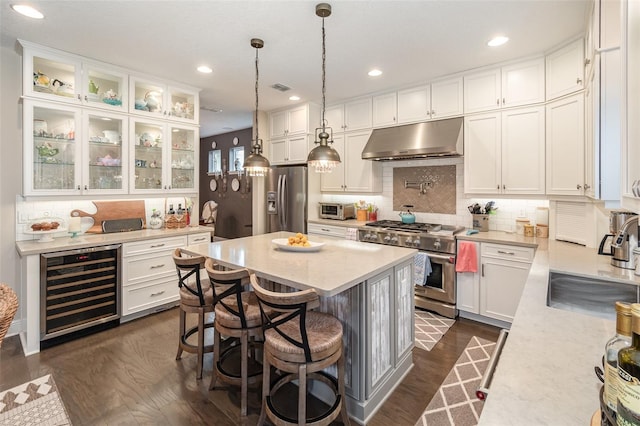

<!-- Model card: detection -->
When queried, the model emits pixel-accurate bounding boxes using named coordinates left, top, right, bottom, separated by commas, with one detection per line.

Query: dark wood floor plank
left=0, top=308, right=500, bottom=425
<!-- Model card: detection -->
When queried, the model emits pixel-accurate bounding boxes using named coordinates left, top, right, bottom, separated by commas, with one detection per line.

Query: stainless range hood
left=361, top=117, right=463, bottom=160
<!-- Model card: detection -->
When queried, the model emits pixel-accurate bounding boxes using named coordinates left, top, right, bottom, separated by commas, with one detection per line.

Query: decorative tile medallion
left=393, top=165, right=457, bottom=214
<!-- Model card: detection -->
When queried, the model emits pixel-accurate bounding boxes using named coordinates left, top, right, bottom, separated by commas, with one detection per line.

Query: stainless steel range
left=358, top=220, right=463, bottom=318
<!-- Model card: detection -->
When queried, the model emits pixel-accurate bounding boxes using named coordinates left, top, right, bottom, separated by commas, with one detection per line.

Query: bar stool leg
left=209, top=327, right=221, bottom=390
left=298, top=363, right=307, bottom=426
left=176, top=308, right=186, bottom=360
left=197, top=306, right=205, bottom=380
left=241, top=330, right=249, bottom=416
left=258, top=352, right=270, bottom=426
left=338, top=351, right=351, bottom=426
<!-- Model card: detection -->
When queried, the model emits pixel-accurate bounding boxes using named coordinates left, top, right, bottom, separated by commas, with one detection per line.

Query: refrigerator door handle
left=280, top=174, right=288, bottom=229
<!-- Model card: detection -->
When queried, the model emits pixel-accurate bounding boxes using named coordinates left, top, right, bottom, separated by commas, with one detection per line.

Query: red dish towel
left=456, top=241, right=478, bottom=273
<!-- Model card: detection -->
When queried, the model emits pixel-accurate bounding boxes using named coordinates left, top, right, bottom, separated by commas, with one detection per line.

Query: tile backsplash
left=393, top=165, right=456, bottom=214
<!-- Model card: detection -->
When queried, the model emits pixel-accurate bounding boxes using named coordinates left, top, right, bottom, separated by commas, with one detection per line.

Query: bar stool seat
left=173, top=248, right=215, bottom=380
left=251, top=275, right=351, bottom=426
left=206, top=259, right=264, bottom=417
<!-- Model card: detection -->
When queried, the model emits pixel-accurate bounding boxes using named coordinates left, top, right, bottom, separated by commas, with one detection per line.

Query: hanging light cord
left=321, top=15, right=327, bottom=131
left=254, top=45, right=260, bottom=152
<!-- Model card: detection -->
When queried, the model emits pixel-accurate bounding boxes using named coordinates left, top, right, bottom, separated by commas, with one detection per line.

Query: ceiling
left=1, top=0, right=590, bottom=137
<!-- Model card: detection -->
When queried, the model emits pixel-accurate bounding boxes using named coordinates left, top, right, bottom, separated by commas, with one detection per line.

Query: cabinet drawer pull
left=496, top=99, right=500, bottom=105
left=150, top=264, right=165, bottom=269
left=502, top=97, right=506, bottom=104
left=150, top=243, right=165, bottom=248
left=150, top=290, right=165, bottom=297
left=192, top=237, right=207, bottom=242
left=481, top=264, right=485, bottom=277
left=497, top=250, right=515, bottom=255
left=577, top=77, right=582, bottom=84
left=321, top=228, right=330, bottom=232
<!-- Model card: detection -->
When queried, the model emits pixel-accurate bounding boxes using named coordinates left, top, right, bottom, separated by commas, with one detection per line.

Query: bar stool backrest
left=249, top=274, right=320, bottom=363
left=173, top=248, right=207, bottom=306
left=204, top=258, right=252, bottom=329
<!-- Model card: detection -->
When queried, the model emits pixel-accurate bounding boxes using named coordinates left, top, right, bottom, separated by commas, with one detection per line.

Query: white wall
left=1, top=35, right=25, bottom=334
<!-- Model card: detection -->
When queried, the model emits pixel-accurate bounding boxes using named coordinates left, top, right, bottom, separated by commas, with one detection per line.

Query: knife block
left=472, top=214, right=489, bottom=232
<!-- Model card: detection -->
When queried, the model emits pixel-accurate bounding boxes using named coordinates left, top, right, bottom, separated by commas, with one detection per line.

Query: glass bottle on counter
left=168, top=204, right=175, bottom=215
left=605, top=302, right=632, bottom=414
left=617, top=303, right=640, bottom=425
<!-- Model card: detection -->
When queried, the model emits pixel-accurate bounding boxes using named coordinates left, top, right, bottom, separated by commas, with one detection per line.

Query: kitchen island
left=183, top=231, right=417, bottom=425
left=458, top=232, right=638, bottom=426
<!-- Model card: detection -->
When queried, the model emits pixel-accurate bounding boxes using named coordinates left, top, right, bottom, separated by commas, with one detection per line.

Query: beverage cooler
left=40, top=244, right=121, bottom=347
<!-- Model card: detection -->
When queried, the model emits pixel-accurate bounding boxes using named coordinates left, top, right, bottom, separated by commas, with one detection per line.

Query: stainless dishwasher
left=40, top=244, right=121, bottom=347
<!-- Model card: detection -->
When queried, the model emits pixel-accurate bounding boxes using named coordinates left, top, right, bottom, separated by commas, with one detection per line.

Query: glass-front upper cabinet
left=130, top=76, right=199, bottom=124
left=23, top=42, right=82, bottom=103
left=83, top=111, right=128, bottom=194
left=130, top=118, right=165, bottom=193
left=81, top=61, right=128, bottom=112
left=169, top=125, right=197, bottom=191
left=21, top=41, right=129, bottom=112
left=23, top=99, right=81, bottom=196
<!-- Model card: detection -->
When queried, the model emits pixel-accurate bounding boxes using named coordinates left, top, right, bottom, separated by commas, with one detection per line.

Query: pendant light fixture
left=243, top=38, right=270, bottom=177
left=307, top=3, right=341, bottom=173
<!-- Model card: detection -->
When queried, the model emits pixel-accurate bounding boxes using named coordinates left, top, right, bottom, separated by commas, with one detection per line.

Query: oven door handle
left=423, top=252, right=455, bottom=263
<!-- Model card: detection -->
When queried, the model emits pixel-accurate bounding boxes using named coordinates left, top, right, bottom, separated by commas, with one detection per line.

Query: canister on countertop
left=524, top=224, right=535, bottom=237
left=516, top=217, right=530, bottom=235
left=536, top=224, right=549, bottom=238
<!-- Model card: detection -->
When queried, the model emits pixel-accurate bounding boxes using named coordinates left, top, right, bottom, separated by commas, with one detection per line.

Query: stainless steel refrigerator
left=266, top=165, right=307, bottom=233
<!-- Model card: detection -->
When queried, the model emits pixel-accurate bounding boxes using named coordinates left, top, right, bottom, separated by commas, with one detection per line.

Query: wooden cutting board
left=71, top=200, right=146, bottom=233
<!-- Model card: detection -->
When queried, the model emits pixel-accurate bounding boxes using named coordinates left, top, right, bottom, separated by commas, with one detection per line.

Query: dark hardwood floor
left=0, top=308, right=500, bottom=425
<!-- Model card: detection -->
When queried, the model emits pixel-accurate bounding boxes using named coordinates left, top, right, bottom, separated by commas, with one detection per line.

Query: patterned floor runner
left=415, top=309, right=456, bottom=351
left=415, top=336, right=496, bottom=426
left=0, top=374, right=71, bottom=425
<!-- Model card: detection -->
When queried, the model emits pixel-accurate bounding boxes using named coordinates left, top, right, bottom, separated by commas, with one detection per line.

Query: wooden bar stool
left=205, top=259, right=263, bottom=417
left=173, top=248, right=214, bottom=380
left=250, top=275, right=351, bottom=426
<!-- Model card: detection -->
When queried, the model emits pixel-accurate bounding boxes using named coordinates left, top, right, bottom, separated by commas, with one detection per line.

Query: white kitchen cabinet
left=121, top=236, right=186, bottom=320
left=269, top=134, right=311, bottom=165
left=21, top=40, right=129, bottom=113
left=129, top=76, right=199, bottom=124
left=307, top=223, right=349, bottom=239
left=375, top=77, right=463, bottom=127
left=623, top=0, right=640, bottom=206
left=464, top=58, right=545, bottom=113
left=344, top=98, right=373, bottom=131
left=546, top=38, right=585, bottom=101
left=464, top=106, right=545, bottom=195
left=546, top=94, right=585, bottom=196
left=130, top=117, right=198, bottom=193
left=269, top=103, right=320, bottom=138
left=372, top=92, right=398, bottom=128
left=430, top=76, right=464, bottom=119
left=320, top=130, right=382, bottom=193
left=584, top=65, right=597, bottom=199
left=397, top=85, right=430, bottom=124
left=456, top=240, right=481, bottom=314
left=585, top=0, right=598, bottom=80
left=23, top=99, right=130, bottom=196
left=479, top=243, right=534, bottom=323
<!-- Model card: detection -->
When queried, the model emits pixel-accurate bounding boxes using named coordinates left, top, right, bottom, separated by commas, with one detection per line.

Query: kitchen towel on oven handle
left=456, top=241, right=478, bottom=273
left=414, top=252, right=432, bottom=286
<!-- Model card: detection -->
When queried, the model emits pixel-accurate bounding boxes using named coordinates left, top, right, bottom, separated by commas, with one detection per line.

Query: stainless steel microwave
left=319, top=203, right=356, bottom=220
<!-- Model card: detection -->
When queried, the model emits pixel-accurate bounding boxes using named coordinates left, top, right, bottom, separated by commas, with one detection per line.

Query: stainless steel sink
left=546, top=272, right=639, bottom=320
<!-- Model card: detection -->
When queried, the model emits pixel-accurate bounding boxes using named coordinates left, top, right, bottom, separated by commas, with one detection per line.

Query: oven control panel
left=357, top=229, right=456, bottom=253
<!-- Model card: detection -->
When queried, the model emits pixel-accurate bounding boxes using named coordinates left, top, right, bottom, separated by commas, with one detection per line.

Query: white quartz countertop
left=183, top=231, right=416, bottom=297
left=308, top=218, right=370, bottom=228
left=15, top=226, right=211, bottom=256
left=474, top=234, right=637, bottom=425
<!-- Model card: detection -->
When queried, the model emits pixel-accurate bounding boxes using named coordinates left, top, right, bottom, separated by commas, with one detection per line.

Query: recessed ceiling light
left=488, top=36, right=509, bottom=47
left=368, top=69, right=383, bottom=77
left=197, top=65, right=213, bottom=73
left=11, top=4, right=44, bottom=19
left=289, top=95, right=300, bottom=101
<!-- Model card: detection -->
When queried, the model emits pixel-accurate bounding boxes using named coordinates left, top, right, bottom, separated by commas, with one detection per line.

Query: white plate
left=272, top=238, right=325, bottom=252
left=231, top=177, right=240, bottom=192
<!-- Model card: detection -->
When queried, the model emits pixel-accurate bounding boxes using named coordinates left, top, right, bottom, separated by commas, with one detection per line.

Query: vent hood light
left=11, top=4, right=44, bottom=19
left=197, top=65, right=213, bottom=73
left=368, top=69, right=383, bottom=77
left=488, top=36, right=509, bottom=47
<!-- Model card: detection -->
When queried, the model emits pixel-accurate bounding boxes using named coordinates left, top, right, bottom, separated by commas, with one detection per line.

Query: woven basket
left=0, top=284, right=18, bottom=348
left=165, top=214, right=186, bottom=229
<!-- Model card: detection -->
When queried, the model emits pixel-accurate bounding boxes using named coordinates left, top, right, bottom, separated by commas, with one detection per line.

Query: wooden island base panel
left=183, top=231, right=417, bottom=424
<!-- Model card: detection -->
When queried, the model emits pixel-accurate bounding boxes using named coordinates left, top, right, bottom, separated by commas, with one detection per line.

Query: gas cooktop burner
left=364, top=220, right=462, bottom=234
